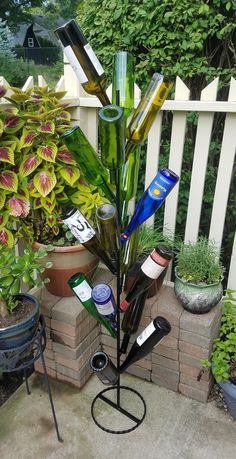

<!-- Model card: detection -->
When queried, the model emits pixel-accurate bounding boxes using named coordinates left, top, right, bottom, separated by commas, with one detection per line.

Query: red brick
left=52, top=326, right=99, bottom=359
left=180, top=373, right=213, bottom=392
left=179, top=352, right=202, bottom=369
left=51, top=319, right=77, bottom=337
left=152, top=364, right=179, bottom=392
left=152, top=353, right=179, bottom=372
left=40, top=288, right=61, bottom=317
left=162, top=335, right=178, bottom=350
left=55, top=336, right=100, bottom=371
left=180, top=363, right=211, bottom=381
left=44, top=348, right=54, bottom=360
left=179, top=341, right=210, bottom=359
left=180, top=303, right=222, bottom=337
left=179, top=383, right=211, bottom=403
left=34, top=360, right=56, bottom=378
left=151, top=285, right=183, bottom=326
left=125, top=365, right=151, bottom=381
left=153, top=344, right=179, bottom=361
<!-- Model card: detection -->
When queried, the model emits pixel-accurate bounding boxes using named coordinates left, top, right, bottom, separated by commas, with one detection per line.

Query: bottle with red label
left=120, top=245, right=173, bottom=312
left=120, top=167, right=179, bottom=243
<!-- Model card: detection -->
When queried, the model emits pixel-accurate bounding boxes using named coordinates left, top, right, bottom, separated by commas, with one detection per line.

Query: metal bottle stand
left=0, top=315, right=63, bottom=442
left=91, top=152, right=147, bottom=434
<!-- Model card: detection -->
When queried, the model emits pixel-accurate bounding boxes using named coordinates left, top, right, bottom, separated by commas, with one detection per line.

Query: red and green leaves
left=0, top=228, right=14, bottom=248
left=57, top=147, right=75, bottom=164
left=37, top=142, right=57, bottom=162
left=0, top=145, right=15, bottom=164
left=19, top=129, right=38, bottom=149
left=7, top=196, right=30, bottom=217
left=0, top=191, right=6, bottom=210
left=0, top=171, right=18, bottom=192
left=38, top=121, right=55, bottom=134
left=59, top=166, right=80, bottom=186
left=4, top=116, right=25, bottom=134
left=33, top=170, right=57, bottom=197
left=19, top=155, right=42, bottom=177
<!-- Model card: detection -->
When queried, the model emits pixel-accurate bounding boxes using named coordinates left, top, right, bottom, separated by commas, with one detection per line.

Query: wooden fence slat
left=184, top=78, right=219, bottom=243
left=38, top=75, right=47, bottom=87
left=209, top=78, right=236, bottom=248
left=54, top=76, right=65, bottom=92
left=22, top=76, right=34, bottom=91
left=164, top=77, right=190, bottom=236
left=227, top=232, right=236, bottom=290
left=144, top=112, right=163, bottom=227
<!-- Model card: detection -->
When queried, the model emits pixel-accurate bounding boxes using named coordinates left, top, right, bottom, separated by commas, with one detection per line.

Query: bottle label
left=137, top=321, right=156, bottom=346
left=84, top=43, right=104, bottom=76
left=64, top=45, right=88, bottom=83
left=73, top=280, right=92, bottom=302
left=141, top=256, right=165, bottom=279
left=94, top=300, right=114, bottom=316
left=63, top=209, right=95, bottom=243
left=148, top=174, right=172, bottom=201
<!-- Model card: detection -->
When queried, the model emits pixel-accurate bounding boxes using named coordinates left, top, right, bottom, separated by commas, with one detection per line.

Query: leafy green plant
left=0, top=243, right=53, bottom=318
left=0, top=84, right=106, bottom=246
left=175, top=237, right=224, bottom=284
left=137, top=224, right=174, bottom=259
left=201, top=290, right=236, bottom=384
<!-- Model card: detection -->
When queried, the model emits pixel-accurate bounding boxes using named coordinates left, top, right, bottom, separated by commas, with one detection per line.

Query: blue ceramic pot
left=219, top=380, right=236, bottom=420
left=174, top=271, right=223, bottom=314
left=0, top=293, right=40, bottom=350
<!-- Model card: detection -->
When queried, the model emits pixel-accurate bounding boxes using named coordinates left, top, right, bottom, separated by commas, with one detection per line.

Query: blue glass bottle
left=120, top=168, right=179, bottom=243
left=91, top=283, right=117, bottom=331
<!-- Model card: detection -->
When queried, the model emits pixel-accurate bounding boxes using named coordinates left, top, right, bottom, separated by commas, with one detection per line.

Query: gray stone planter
left=174, top=272, right=223, bottom=314
left=219, top=380, right=236, bottom=420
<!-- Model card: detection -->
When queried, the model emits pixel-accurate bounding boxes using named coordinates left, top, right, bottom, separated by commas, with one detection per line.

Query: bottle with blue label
left=120, top=167, right=179, bottom=243
left=91, top=283, right=117, bottom=331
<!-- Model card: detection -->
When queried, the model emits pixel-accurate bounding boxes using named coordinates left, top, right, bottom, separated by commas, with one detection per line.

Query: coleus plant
left=0, top=85, right=106, bottom=247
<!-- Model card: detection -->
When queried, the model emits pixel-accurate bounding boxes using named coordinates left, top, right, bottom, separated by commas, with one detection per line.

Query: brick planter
left=35, top=270, right=222, bottom=403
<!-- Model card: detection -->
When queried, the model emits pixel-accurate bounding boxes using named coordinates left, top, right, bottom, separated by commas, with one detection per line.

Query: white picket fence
left=0, top=64, right=236, bottom=290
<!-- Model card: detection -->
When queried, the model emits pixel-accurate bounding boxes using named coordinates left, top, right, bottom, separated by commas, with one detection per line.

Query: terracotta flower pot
left=33, top=242, right=99, bottom=297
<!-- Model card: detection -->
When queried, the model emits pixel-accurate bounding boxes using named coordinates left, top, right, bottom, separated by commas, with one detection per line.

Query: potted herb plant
left=174, top=236, right=224, bottom=314
left=201, top=290, right=236, bottom=419
left=0, top=243, right=52, bottom=351
left=0, top=84, right=106, bottom=296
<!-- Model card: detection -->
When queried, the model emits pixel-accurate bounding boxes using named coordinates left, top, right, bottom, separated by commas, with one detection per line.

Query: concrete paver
left=0, top=372, right=235, bottom=459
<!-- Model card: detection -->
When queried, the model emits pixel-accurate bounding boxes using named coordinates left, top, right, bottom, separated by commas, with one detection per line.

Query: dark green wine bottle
left=125, top=73, right=173, bottom=159
left=54, top=20, right=110, bottom=106
left=96, top=203, right=119, bottom=263
left=112, top=51, right=135, bottom=118
left=62, top=126, right=115, bottom=203
left=68, top=272, right=117, bottom=338
left=98, top=104, right=125, bottom=184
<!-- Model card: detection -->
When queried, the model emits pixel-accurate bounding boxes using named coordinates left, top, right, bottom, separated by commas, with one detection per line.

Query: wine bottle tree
left=55, top=19, right=178, bottom=434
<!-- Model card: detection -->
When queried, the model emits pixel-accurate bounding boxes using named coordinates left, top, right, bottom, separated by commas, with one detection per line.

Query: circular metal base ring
left=91, top=385, right=146, bottom=434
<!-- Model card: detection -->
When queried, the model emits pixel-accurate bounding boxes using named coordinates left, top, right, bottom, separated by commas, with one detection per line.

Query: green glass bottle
left=121, top=227, right=140, bottom=277
left=120, top=145, right=140, bottom=225
left=112, top=51, right=135, bottom=118
left=62, top=126, right=115, bottom=203
left=54, top=20, right=110, bottom=106
left=125, top=73, right=173, bottom=159
left=68, top=272, right=117, bottom=338
left=98, top=104, right=125, bottom=185
left=96, top=203, right=119, bottom=263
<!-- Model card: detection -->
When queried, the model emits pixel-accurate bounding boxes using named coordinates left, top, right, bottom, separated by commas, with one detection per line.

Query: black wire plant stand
left=0, top=314, right=63, bottom=442
left=90, top=125, right=147, bottom=434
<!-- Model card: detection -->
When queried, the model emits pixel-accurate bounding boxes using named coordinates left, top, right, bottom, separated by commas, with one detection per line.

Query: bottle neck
left=97, top=91, right=111, bottom=107
left=125, top=140, right=136, bottom=160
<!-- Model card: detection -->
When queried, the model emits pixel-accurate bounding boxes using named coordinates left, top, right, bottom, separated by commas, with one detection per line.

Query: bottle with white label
left=62, top=206, right=116, bottom=275
left=54, top=19, right=110, bottom=106
left=91, top=284, right=117, bottom=330
left=120, top=245, right=173, bottom=311
left=119, top=316, right=171, bottom=372
left=68, top=272, right=117, bottom=338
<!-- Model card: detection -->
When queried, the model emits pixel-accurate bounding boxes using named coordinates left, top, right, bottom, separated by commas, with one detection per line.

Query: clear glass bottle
left=112, top=51, right=135, bottom=118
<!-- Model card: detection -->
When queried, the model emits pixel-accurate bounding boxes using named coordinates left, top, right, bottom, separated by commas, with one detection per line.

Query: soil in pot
left=0, top=299, right=35, bottom=329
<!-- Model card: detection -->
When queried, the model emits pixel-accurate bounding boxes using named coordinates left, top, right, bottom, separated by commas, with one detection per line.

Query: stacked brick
left=35, top=271, right=222, bottom=404
left=34, top=288, right=100, bottom=388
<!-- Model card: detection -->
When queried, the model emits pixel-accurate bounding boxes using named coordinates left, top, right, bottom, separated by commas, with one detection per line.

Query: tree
left=0, top=18, right=16, bottom=58
left=0, top=0, right=44, bottom=31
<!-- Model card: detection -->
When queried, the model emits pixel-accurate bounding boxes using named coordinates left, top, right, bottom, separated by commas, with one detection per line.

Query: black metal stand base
left=91, top=385, right=146, bottom=434
left=0, top=315, right=63, bottom=443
